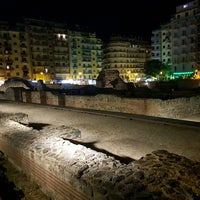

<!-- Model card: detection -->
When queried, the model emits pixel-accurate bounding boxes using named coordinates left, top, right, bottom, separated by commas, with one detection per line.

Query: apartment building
left=68, top=30, right=102, bottom=84
left=0, top=18, right=152, bottom=84
left=102, top=36, right=151, bottom=82
left=151, top=0, right=200, bottom=79
left=0, top=21, right=30, bottom=81
left=0, top=18, right=103, bottom=84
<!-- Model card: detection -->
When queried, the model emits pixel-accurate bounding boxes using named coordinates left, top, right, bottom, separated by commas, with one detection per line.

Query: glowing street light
left=40, top=72, right=44, bottom=80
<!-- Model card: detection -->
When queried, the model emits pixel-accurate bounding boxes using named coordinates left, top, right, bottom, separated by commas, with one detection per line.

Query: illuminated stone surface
left=0, top=112, right=199, bottom=199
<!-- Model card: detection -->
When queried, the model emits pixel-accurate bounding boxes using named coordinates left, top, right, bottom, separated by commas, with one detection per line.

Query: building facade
left=102, top=36, right=151, bottom=82
left=0, top=18, right=152, bottom=84
left=68, top=30, right=102, bottom=84
left=0, top=18, right=103, bottom=84
left=151, top=0, right=200, bottom=79
left=0, top=21, right=32, bottom=81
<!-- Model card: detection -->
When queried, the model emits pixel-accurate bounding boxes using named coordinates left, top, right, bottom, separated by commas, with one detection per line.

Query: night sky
left=1, top=0, right=190, bottom=41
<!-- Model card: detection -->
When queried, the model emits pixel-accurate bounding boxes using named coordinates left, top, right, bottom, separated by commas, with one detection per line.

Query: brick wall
left=1, top=117, right=200, bottom=200
left=0, top=139, right=89, bottom=200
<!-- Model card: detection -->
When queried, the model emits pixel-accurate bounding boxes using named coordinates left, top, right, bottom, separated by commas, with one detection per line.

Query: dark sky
left=1, top=0, right=190, bottom=41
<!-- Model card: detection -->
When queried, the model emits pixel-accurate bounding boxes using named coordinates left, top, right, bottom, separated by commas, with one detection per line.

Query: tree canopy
left=144, top=60, right=172, bottom=80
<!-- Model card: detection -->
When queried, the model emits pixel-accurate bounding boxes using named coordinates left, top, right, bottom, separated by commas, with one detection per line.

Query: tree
left=144, top=60, right=172, bottom=80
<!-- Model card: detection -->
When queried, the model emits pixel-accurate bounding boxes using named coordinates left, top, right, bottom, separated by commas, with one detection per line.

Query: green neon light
left=173, top=71, right=193, bottom=75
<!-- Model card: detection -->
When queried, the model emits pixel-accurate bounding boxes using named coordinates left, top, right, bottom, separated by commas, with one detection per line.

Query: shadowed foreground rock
left=0, top=112, right=199, bottom=200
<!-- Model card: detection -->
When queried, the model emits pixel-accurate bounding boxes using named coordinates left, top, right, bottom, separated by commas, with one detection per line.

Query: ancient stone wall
left=0, top=87, right=200, bottom=119
left=0, top=113, right=199, bottom=200
left=20, top=91, right=200, bottom=119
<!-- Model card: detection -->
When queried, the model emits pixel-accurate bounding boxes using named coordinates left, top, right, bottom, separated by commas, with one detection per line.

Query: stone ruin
left=0, top=112, right=199, bottom=200
left=0, top=77, right=34, bottom=92
left=96, top=69, right=135, bottom=90
left=0, top=78, right=52, bottom=94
